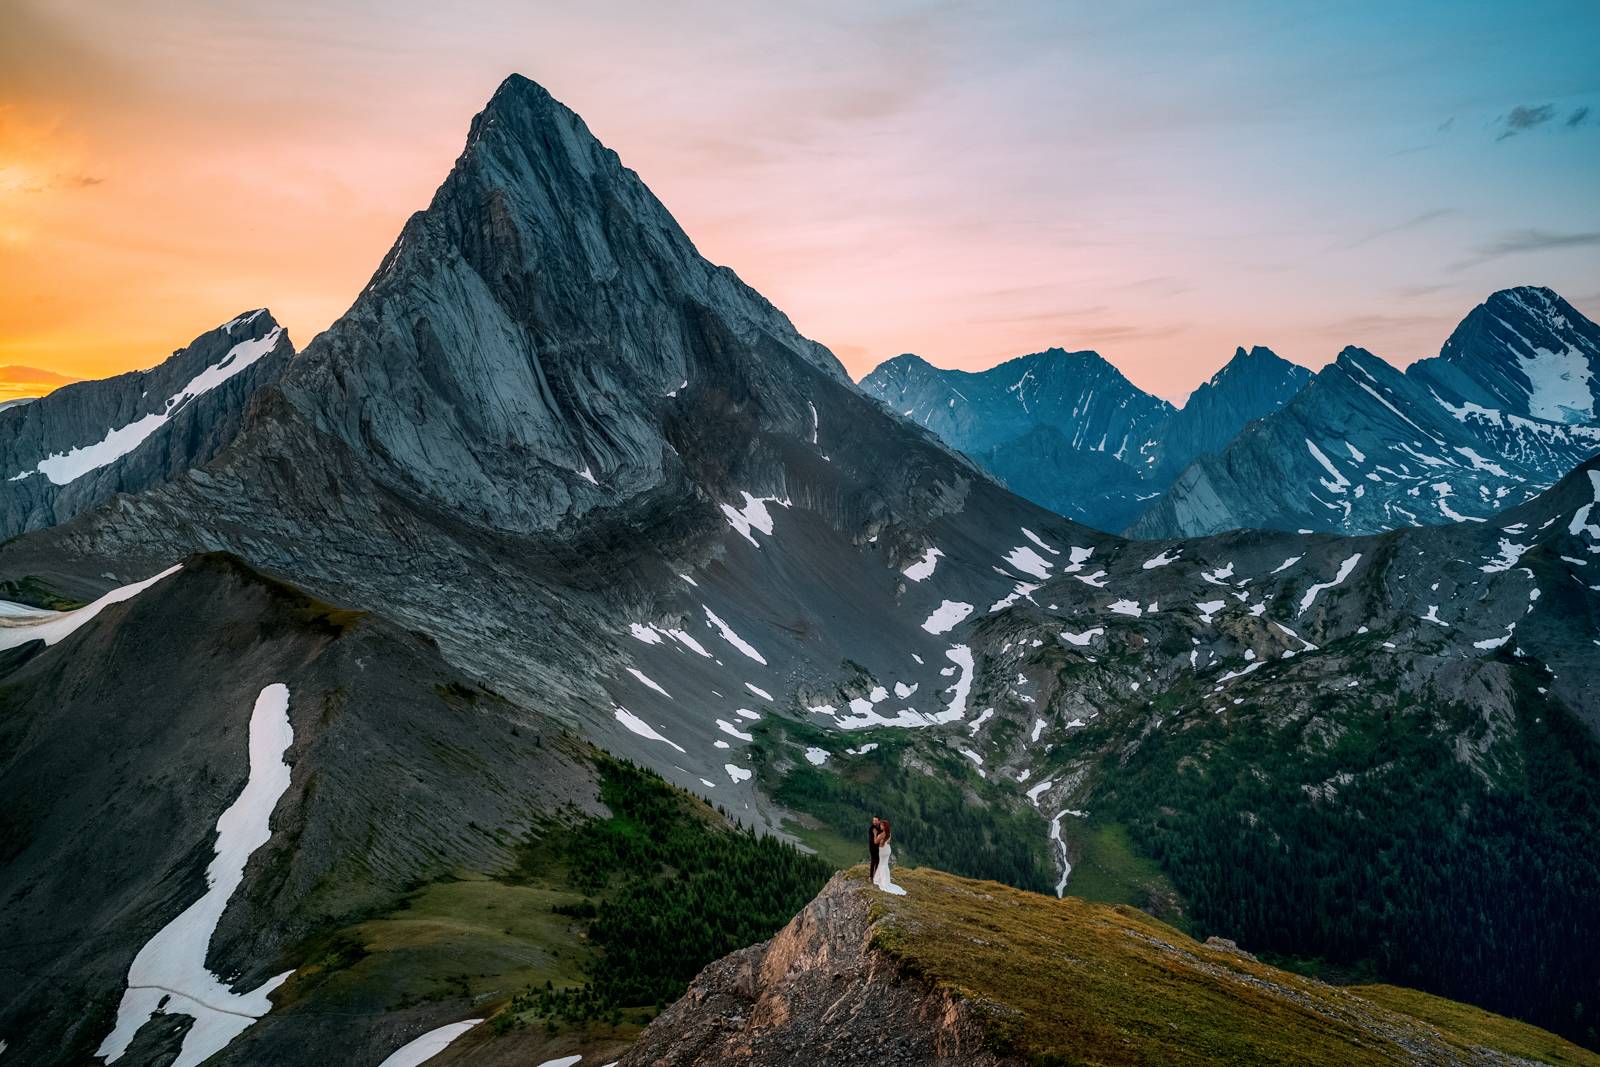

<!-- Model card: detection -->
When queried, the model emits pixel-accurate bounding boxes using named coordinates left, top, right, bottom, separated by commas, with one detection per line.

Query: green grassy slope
left=276, top=756, right=830, bottom=1060
left=865, top=866, right=1600, bottom=1067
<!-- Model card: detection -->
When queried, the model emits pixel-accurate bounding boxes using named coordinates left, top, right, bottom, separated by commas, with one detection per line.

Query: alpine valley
left=2, top=75, right=1598, bottom=1067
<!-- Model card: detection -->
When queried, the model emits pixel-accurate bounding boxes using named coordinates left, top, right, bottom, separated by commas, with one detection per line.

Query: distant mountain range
left=862, top=287, right=1600, bottom=537
left=1132, top=287, right=1600, bottom=537
left=2, top=74, right=1598, bottom=1065
left=860, top=344, right=1309, bottom=530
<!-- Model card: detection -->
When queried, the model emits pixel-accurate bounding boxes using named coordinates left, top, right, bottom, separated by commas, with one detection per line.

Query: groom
left=868, top=816, right=882, bottom=880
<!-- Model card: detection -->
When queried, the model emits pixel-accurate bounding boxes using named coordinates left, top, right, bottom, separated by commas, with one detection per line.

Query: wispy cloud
left=1333, top=208, right=1455, bottom=251
left=1451, top=228, right=1600, bottom=272
left=1496, top=103, right=1556, bottom=140
left=1477, top=229, right=1600, bottom=256
left=1568, top=106, right=1591, bottom=128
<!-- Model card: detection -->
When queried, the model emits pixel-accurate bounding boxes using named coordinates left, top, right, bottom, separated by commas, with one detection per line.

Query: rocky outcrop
left=619, top=873, right=1007, bottom=1066
left=624, top=867, right=1595, bottom=1067
left=0, top=310, right=292, bottom=540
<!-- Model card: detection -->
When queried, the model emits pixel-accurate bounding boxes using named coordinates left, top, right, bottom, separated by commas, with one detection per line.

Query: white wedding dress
left=873, top=840, right=907, bottom=895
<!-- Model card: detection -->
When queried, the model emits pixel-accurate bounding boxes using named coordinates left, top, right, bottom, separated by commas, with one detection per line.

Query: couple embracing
left=867, top=816, right=906, bottom=895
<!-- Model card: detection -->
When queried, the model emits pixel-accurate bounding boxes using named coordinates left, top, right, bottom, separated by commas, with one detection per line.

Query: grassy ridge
left=276, top=756, right=829, bottom=1048
left=866, top=866, right=1600, bottom=1067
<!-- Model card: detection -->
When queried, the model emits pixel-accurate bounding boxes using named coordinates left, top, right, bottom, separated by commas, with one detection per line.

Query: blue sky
left=2, top=0, right=1597, bottom=398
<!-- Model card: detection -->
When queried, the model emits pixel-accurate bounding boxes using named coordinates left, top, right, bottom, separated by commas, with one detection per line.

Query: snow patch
left=626, top=668, right=670, bottom=698
left=902, top=547, right=943, bottom=581
left=703, top=607, right=767, bottom=664
left=613, top=707, right=685, bottom=753
left=0, top=564, right=182, bottom=653
left=720, top=492, right=790, bottom=547
left=98, top=684, right=296, bottom=1067
left=921, top=600, right=974, bottom=635
left=377, top=1021, right=486, bottom=1067
left=1298, top=553, right=1362, bottom=615
left=1004, top=545, right=1053, bottom=580
left=21, top=329, right=283, bottom=486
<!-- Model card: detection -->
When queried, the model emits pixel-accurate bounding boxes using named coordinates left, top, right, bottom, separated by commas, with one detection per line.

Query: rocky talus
left=618, top=873, right=1007, bottom=1067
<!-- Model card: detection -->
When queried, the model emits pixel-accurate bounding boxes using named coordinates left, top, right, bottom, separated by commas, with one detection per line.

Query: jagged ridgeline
left=1, top=73, right=1598, bottom=1065
left=861, top=288, right=1600, bottom=540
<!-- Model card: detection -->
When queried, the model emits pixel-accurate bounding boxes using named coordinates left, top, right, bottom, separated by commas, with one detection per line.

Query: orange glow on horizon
left=3, top=3, right=1596, bottom=404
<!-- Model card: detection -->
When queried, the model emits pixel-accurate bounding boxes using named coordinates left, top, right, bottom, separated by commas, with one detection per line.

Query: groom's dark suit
left=868, top=821, right=880, bottom=878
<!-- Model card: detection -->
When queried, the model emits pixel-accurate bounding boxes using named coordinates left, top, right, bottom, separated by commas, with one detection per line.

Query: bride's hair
left=880, top=818, right=891, bottom=840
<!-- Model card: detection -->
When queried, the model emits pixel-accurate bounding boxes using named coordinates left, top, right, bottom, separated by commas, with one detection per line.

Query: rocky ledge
left=619, top=867, right=1598, bottom=1067
left=617, top=870, right=1003, bottom=1066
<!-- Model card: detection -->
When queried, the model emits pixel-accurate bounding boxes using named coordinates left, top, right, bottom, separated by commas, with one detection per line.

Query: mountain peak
left=1208, top=345, right=1296, bottom=387
left=1412, top=284, right=1600, bottom=425
left=219, top=308, right=278, bottom=338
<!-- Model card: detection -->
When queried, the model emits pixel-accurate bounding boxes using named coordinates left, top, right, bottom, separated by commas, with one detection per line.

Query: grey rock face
left=276, top=74, right=849, bottom=536
left=0, top=310, right=292, bottom=540
left=860, top=349, right=1176, bottom=529
left=0, top=72, right=1017, bottom=785
left=1130, top=289, right=1600, bottom=538
left=1157, top=345, right=1311, bottom=469
left=618, top=872, right=1006, bottom=1066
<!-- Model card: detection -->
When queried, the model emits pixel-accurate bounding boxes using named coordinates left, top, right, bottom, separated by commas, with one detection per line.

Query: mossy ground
left=1353, top=985, right=1599, bottom=1067
left=865, top=866, right=1600, bottom=1067
left=275, top=875, right=597, bottom=1014
left=274, top=756, right=824, bottom=1060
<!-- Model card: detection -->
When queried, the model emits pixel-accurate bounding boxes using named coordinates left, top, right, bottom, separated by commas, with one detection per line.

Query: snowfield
left=98, top=684, right=296, bottom=1067
left=377, top=1020, right=485, bottom=1067
left=0, top=565, right=182, bottom=652
left=17, top=329, right=283, bottom=487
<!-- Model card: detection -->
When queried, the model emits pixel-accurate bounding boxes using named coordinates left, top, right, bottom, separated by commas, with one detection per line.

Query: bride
left=871, top=817, right=906, bottom=895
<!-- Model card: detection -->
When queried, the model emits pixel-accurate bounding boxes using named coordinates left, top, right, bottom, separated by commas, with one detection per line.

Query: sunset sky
left=2, top=1, right=1597, bottom=402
